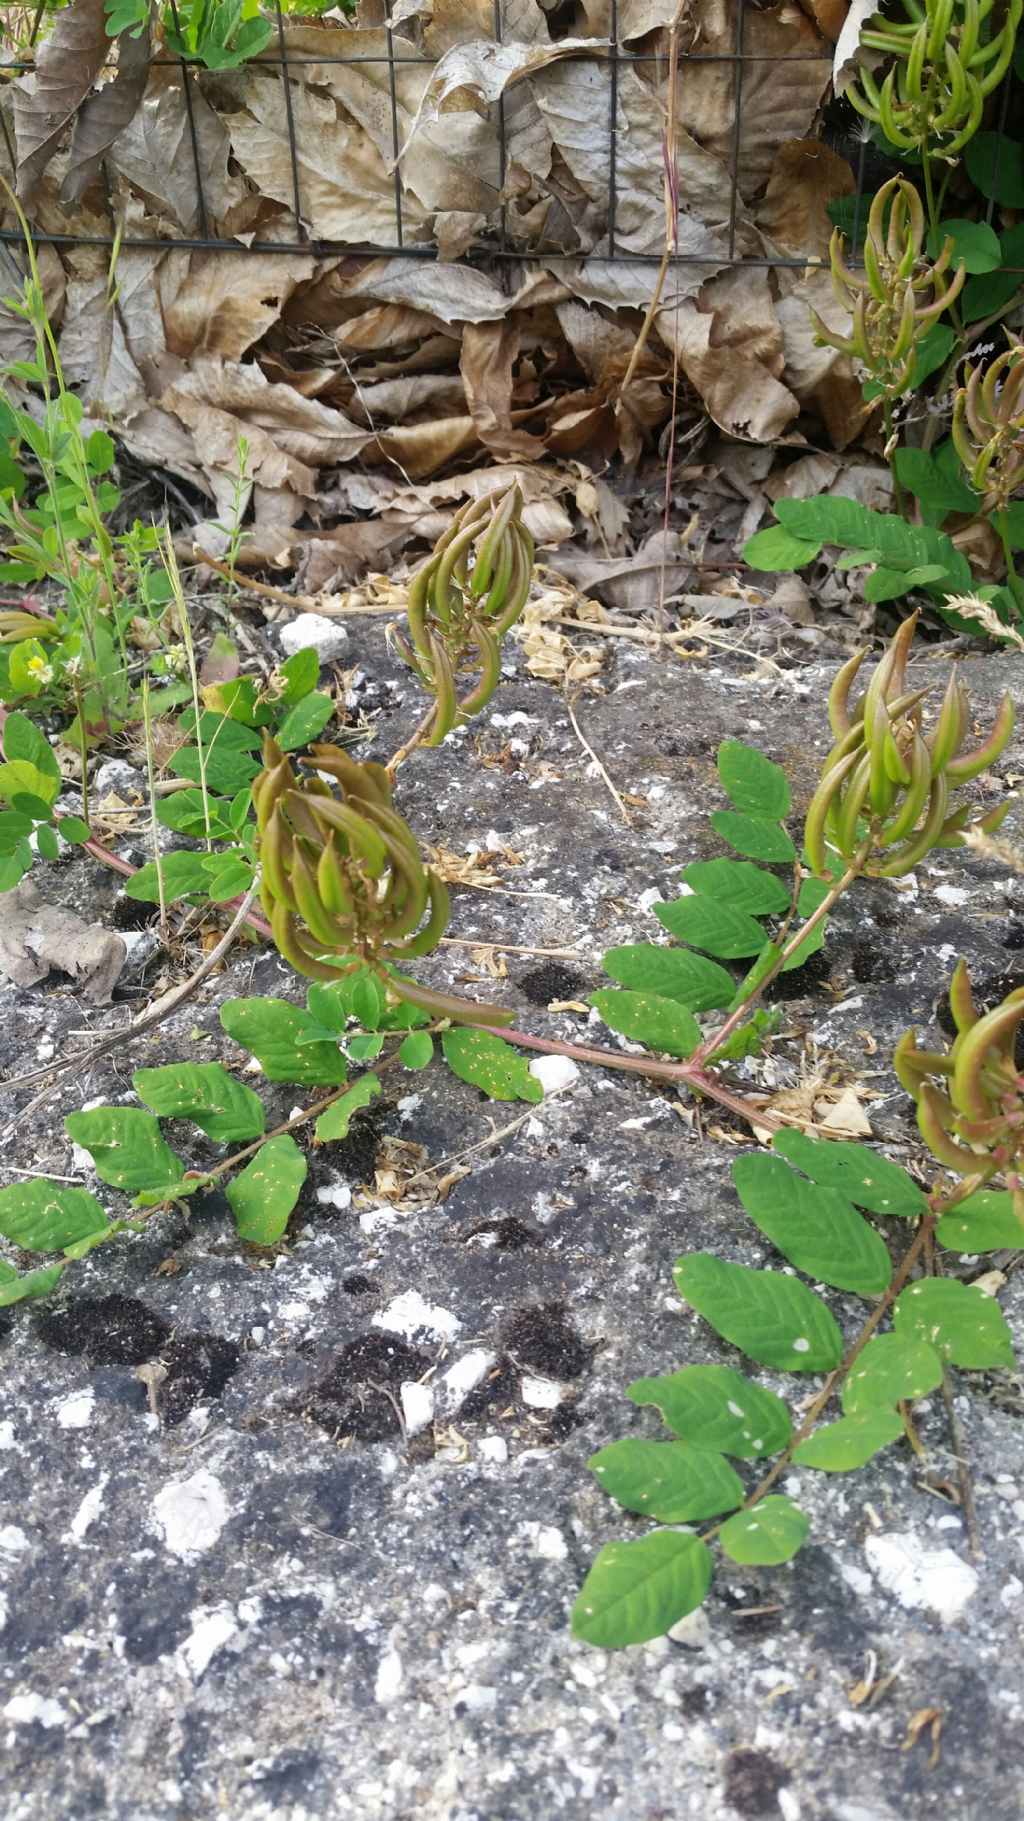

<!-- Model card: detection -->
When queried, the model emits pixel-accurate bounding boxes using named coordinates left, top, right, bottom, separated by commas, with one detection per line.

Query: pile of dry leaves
left=1, top=0, right=866, bottom=576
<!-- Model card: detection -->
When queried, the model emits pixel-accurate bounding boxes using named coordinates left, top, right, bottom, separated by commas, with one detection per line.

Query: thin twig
left=403, top=1090, right=568, bottom=1188
left=438, top=938, right=581, bottom=958
left=192, top=548, right=398, bottom=616
left=1, top=883, right=262, bottom=1123
left=565, top=695, right=632, bottom=826
left=387, top=704, right=438, bottom=778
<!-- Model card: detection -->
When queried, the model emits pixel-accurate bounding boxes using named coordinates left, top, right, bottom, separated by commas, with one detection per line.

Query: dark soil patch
left=850, top=939, right=897, bottom=984
left=503, top=1301, right=591, bottom=1378
left=723, top=1748, right=791, bottom=1817
left=109, top=895, right=155, bottom=933
left=764, top=948, right=833, bottom=1002
left=324, top=1102, right=392, bottom=1187
left=301, top=1333, right=431, bottom=1442
left=518, top=962, right=590, bottom=1005
left=34, top=1293, right=170, bottom=1365
left=157, top=1330, right=241, bottom=1426
left=341, top=1273, right=377, bottom=1296
left=459, top=1356, right=520, bottom=1420
left=456, top=1215, right=540, bottom=1250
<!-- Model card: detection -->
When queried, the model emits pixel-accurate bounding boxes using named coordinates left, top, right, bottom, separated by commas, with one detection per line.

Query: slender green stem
left=995, top=509, right=1024, bottom=615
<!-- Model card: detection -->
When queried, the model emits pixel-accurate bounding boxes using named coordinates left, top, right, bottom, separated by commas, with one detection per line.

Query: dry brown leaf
left=62, top=19, right=153, bottom=204
left=658, top=267, right=800, bottom=444
left=161, top=250, right=316, bottom=360
left=776, top=267, right=869, bottom=449
left=13, top=0, right=108, bottom=202
left=0, top=878, right=126, bottom=1003
left=757, top=139, right=855, bottom=260
left=460, top=320, right=547, bottom=457
left=0, top=243, right=65, bottom=363
left=108, top=67, right=244, bottom=233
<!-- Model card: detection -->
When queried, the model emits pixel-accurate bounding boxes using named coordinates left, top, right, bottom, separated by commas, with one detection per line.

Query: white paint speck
left=372, top=1290, right=461, bottom=1343
left=792, top=1338, right=811, bottom=1354
left=179, top=1606, right=238, bottom=1679
left=315, top=1181, right=352, bottom=1211
left=152, top=1470, right=230, bottom=1562
left=4, top=1694, right=68, bottom=1728
left=437, top=1349, right=497, bottom=1414
left=0, top=1421, right=15, bottom=1450
left=67, top=1477, right=108, bottom=1543
left=54, top=1389, right=95, bottom=1430
left=865, top=1532, right=978, bottom=1622
left=520, top=1375, right=565, bottom=1409
left=375, top=1648, right=404, bottom=1706
left=932, top=884, right=969, bottom=907
left=0, top=1525, right=30, bottom=1558
left=528, top=1054, right=579, bottom=1094
left=400, top=1381, right=435, bottom=1437
left=478, top=1435, right=508, bottom=1464
left=532, top=1525, right=568, bottom=1561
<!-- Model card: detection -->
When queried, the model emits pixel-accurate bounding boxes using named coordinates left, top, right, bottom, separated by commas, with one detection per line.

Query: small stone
left=520, top=1375, right=564, bottom=1409
left=528, top=1055, right=579, bottom=1094
left=279, top=614, right=349, bottom=663
left=93, top=758, right=143, bottom=799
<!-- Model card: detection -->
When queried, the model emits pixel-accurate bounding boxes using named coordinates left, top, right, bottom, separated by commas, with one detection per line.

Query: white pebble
left=279, top=614, right=349, bottom=664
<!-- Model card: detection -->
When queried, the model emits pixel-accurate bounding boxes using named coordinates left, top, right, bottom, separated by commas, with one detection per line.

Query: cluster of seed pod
left=804, top=613, right=1014, bottom=878
left=846, top=0, right=1022, bottom=155
left=393, top=483, right=534, bottom=746
left=896, top=960, right=1024, bottom=1222
left=952, top=334, right=1024, bottom=513
left=253, top=735, right=509, bottom=1024
left=810, top=179, right=965, bottom=399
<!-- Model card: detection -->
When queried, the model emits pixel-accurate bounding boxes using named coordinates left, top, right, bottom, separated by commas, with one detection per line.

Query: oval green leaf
left=674, top=1253, right=843, bottom=1374
left=65, top=1107, right=185, bottom=1194
left=442, top=1027, right=542, bottom=1102
left=588, top=1438, right=744, bottom=1522
left=709, top=811, right=796, bottom=863
left=626, top=1364, right=791, bottom=1458
left=315, top=1074, right=382, bottom=1142
left=226, top=1134, right=307, bottom=1245
left=937, top=1190, right=1024, bottom=1254
left=571, top=1530, right=713, bottom=1650
left=132, top=1061, right=265, bottom=1143
left=589, top=989, right=700, bottom=1058
left=681, top=858, right=790, bottom=915
left=893, top=1278, right=1015, bottom=1369
left=602, top=943, right=735, bottom=1011
left=0, top=1180, right=108, bottom=1252
left=732, top=1153, right=892, bottom=1297
left=792, top=1409, right=904, bottom=1472
left=841, top=1333, right=943, bottom=1415
left=717, top=742, right=791, bottom=818
left=719, top=1496, right=809, bottom=1566
left=770, top=1129, right=925, bottom=1217
left=653, top=895, right=767, bottom=960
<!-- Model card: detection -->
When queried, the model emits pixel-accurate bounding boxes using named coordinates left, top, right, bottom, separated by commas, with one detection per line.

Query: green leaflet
left=226, top=1134, right=307, bottom=1245
left=771, top=1129, right=926, bottom=1217
left=653, top=896, right=767, bottom=960
left=314, top=1074, right=382, bottom=1142
left=719, top=1497, right=809, bottom=1566
left=743, top=525, right=823, bottom=571
left=709, top=812, right=796, bottom=864
left=731, top=1153, right=892, bottom=1297
left=893, top=1279, right=1015, bottom=1370
left=132, top=1062, right=265, bottom=1143
left=0, top=1180, right=108, bottom=1251
left=602, top=943, right=735, bottom=1011
left=398, top=1031, right=434, bottom=1070
left=571, top=1530, right=713, bottom=1650
left=792, top=1409, right=904, bottom=1472
left=589, top=990, right=700, bottom=1059
left=220, top=998, right=349, bottom=1086
left=841, top=1334, right=943, bottom=1416
left=588, top=1438, right=744, bottom=1523
left=675, top=1253, right=843, bottom=1374
left=680, top=858, right=790, bottom=915
left=441, top=1028, right=542, bottom=1102
left=65, top=1107, right=185, bottom=1194
left=0, top=1259, right=67, bottom=1307
left=276, top=692, right=334, bottom=751
left=626, top=1364, right=791, bottom=1458
left=937, top=1191, right=1024, bottom=1253
left=623, top=1369, right=790, bottom=1449
left=718, top=741, right=791, bottom=819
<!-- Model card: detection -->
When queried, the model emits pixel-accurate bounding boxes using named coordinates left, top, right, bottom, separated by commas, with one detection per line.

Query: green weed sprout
left=896, top=960, right=1024, bottom=1223
left=253, top=735, right=510, bottom=1025
left=847, top=0, right=1022, bottom=157
left=810, top=178, right=965, bottom=403
left=394, top=484, right=534, bottom=747
left=804, top=612, right=1013, bottom=877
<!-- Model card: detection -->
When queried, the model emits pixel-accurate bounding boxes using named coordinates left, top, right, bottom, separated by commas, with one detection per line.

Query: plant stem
left=995, top=508, right=1024, bottom=615
left=387, top=705, right=439, bottom=778
left=689, top=848, right=870, bottom=1068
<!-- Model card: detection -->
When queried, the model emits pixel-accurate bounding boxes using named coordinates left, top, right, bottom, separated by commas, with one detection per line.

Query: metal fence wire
left=0, top=4, right=1018, bottom=273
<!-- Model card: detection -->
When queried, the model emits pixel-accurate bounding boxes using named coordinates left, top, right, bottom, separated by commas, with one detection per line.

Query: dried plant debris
left=0, top=0, right=859, bottom=565
left=0, top=877, right=127, bottom=1002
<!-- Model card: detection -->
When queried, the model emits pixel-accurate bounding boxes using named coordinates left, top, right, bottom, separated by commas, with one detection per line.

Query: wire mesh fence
left=0, top=0, right=863, bottom=269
